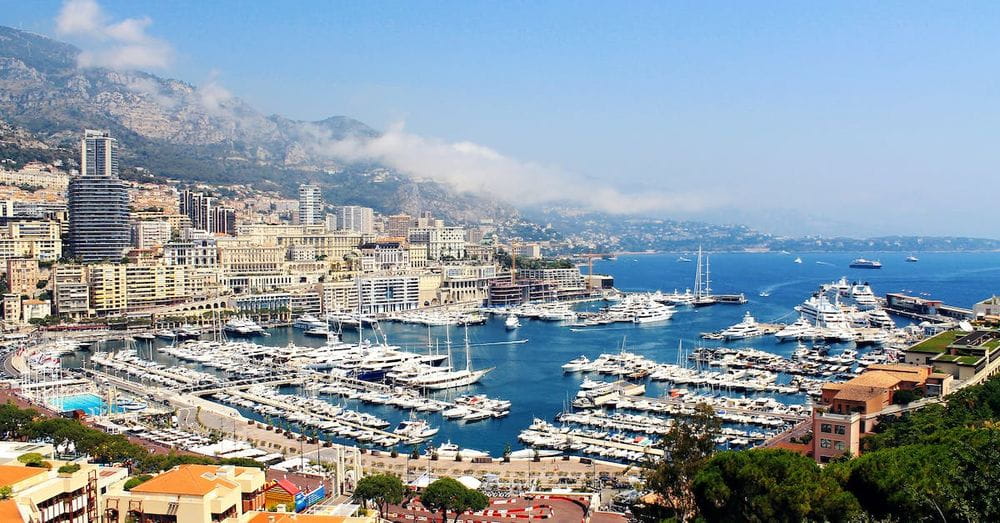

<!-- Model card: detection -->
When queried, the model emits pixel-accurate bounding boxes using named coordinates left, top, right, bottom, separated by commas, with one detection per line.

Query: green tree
left=0, top=402, right=37, bottom=439
left=422, top=477, right=488, bottom=523
left=0, top=486, right=12, bottom=499
left=692, top=449, right=859, bottom=523
left=353, top=473, right=407, bottom=519
left=640, top=403, right=720, bottom=522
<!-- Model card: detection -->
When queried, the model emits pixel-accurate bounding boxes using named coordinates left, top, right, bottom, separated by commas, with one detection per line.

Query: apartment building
left=517, top=267, right=587, bottom=299
left=385, top=213, right=412, bottom=238
left=0, top=460, right=127, bottom=523
left=0, top=162, right=70, bottom=191
left=86, top=264, right=216, bottom=314
left=0, top=220, right=62, bottom=262
left=6, top=258, right=39, bottom=296
left=298, top=184, right=324, bottom=225
left=102, top=464, right=266, bottom=523
left=358, top=274, right=420, bottom=314
left=438, top=264, right=498, bottom=305
left=332, top=205, right=374, bottom=234
left=130, top=220, right=172, bottom=249
left=52, top=265, right=89, bottom=317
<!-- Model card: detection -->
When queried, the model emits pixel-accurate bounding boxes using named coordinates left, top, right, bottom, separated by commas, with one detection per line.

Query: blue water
left=64, top=252, right=1000, bottom=455
left=49, top=393, right=121, bottom=415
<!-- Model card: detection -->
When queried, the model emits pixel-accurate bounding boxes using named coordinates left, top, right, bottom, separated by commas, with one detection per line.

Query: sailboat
left=405, top=324, right=494, bottom=389
left=692, top=246, right=716, bottom=307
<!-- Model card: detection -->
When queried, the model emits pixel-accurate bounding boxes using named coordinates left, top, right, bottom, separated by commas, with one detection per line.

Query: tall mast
left=694, top=246, right=703, bottom=299
left=705, top=254, right=712, bottom=296
left=464, top=323, right=472, bottom=372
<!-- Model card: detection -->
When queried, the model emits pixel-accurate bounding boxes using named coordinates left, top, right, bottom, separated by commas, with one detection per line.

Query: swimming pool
left=48, top=394, right=122, bottom=415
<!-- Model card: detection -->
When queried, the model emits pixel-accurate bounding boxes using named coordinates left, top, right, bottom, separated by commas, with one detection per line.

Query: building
left=903, top=329, right=1000, bottom=382
left=332, top=206, right=374, bottom=234
left=130, top=220, right=172, bottom=249
left=85, top=264, right=217, bottom=314
left=974, top=296, right=1000, bottom=321
left=359, top=239, right=410, bottom=272
left=358, top=274, right=420, bottom=314
left=811, top=364, right=938, bottom=463
left=0, top=162, right=70, bottom=191
left=518, top=267, right=587, bottom=299
left=179, top=190, right=237, bottom=235
left=2, top=294, right=20, bottom=323
left=408, top=226, right=466, bottom=260
left=164, top=232, right=219, bottom=268
left=0, top=460, right=127, bottom=523
left=437, top=264, right=498, bottom=305
left=102, top=464, right=266, bottom=523
left=514, top=243, right=542, bottom=259
left=52, top=264, right=90, bottom=317
left=67, top=130, right=130, bottom=262
left=0, top=220, right=62, bottom=262
left=21, top=299, right=50, bottom=322
left=298, top=184, right=324, bottom=225
left=6, top=258, right=39, bottom=296
left=386, top=213, right=413, bottom=238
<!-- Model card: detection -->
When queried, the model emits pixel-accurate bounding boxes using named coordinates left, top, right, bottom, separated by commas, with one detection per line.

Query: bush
left=57, top=463, right=81, bottom=474
left=892, top=389, right=917, bottom=405
left=17, top=452, right=44, bottom=466
left=124, top=475, right=153, bottom=491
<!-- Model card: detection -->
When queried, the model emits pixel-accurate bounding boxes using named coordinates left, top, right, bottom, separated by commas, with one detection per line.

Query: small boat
left=562, top=355, right=591, bottom=372
left=793, top=257, right=803, bottom=264
left=430, top=441, right=489, bottom=459
left=905, top=256, right=919, bottom=262
left=393, top=419, right=439, bottom=440
left=758, top=291, right=770, bottom=297
left=504, top=314, right=521, bottom=330
left=155, top=329, right=177, bottom=340
left=676, top=256, right=693, bottom=263
left=850, top=258, right=882, bottom=269
left=304, top=326, right=332, bottom=337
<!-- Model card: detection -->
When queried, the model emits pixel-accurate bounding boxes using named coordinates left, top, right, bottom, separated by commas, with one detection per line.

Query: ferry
left=850, top=258, right=882, bottom=269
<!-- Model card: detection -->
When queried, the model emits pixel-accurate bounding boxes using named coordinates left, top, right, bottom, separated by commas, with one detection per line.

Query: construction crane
left=577, top=253, right=611, bottom=291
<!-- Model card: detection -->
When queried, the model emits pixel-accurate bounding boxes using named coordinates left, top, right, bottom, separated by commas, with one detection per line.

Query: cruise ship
left=849, top=258, right=882, bottom=269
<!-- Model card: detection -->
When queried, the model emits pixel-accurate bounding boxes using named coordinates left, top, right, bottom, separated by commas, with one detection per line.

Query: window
left=820, top=438, right=832, bottom=449
left=834, top=424, right=846, bottom=435
left=820, top=423, right=832, bottom=433
left=834, top=441, right=846, bottom=451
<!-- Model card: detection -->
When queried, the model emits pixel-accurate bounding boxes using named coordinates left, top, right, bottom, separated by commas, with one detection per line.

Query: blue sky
left=5, top=1, right=1000, bottom=237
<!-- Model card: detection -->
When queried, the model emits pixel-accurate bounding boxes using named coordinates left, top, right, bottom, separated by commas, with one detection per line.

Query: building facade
left=298, top=184, right=324, bottom=225
left=67, top=131, right=130, bottom=262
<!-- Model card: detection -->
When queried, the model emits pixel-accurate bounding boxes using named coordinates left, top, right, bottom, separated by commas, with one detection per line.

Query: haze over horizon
left=5, top=0, right=1000, bottom=238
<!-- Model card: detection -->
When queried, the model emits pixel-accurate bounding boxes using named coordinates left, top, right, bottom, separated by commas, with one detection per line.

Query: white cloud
left=196, top=73, right=234, bottom=115
left=55, top=0, right=172, bottom=70
left=305, top=122, right=717, bottom=215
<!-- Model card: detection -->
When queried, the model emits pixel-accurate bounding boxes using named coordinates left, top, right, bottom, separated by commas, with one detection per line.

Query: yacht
left=562, top=355, right=591, bottom=372
left=155, top=329, right=177, bottom=340
left=632, top=303, right=675, bottom=323
left=223, top=317, right=265, bottom=336
left=430, top=441, right=489, bottom=459
left=849, top=283, right=879, bottom=310
left=393, top=419, right=439, bottom=441
left=405, top=326, right=493, bottom=390
left=676, top=256, right=693, bottom=263
left=134, top=332, right=156, bottom=341
left=304, top=325, right=333, bottom=337
left=758, top=291, right=770, bottom=297
left=537, top=306, right=577, bottom=322
left=793, top=257, right=803, bottom=264
left=905, top=256, right=919, bottom=262
left=774, top=317, right=821, bottom=342
left=293, top=314, right=327, bottom=330
left=656, top=289, right=695, bottom=306
left=720, top=311, right=763, bottom=340
left=504, top=314, right=521, bottom=330
left=175, top=324, right=202, bottom=340
left=850, top=258, right=882, bottom=269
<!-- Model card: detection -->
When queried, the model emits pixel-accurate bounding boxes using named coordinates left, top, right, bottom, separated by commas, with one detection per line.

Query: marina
left=17, top=251, right=998, bottom=459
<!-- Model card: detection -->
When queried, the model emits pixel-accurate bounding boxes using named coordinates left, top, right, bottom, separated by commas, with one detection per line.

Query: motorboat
left=905, top=256, right=919, bottom=262
left=758, top=291, right=770, bottom=297
left=304, top=326, right=332, bottom=337
left=504, top=314, right=521, bottom=330
left=793, top=257, right=803, bottom=264
left=134, top=332, right=156, bottom=341
left=850, top=258, right=882, bottom=269
left=632, top=303, right=675, bottom=324
left=720, top=312, right=763, bottom=340
left=223, top=317, right=265, bottom=336
left=175, top=324, right=202, bottom=340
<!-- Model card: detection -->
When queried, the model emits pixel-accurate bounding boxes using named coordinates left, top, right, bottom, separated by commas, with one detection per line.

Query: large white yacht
left=293, top=314, right=327, bottom=330
left=721, top=311, right=763, bottom=340
left=223, top=317, right=265, bottom=336
left=774, top=316, right=821, bottom=342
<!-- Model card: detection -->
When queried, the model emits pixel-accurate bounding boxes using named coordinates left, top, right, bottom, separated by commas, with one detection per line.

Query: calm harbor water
left=65, top=251, right=1000, bottom=455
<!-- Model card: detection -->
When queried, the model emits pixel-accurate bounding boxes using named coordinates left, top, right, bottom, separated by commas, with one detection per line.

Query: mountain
left=0, top=25, right=510, bottom=222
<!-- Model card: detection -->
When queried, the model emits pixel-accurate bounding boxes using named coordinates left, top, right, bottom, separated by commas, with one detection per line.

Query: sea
left=63, top=251, right=1000, bottom=455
